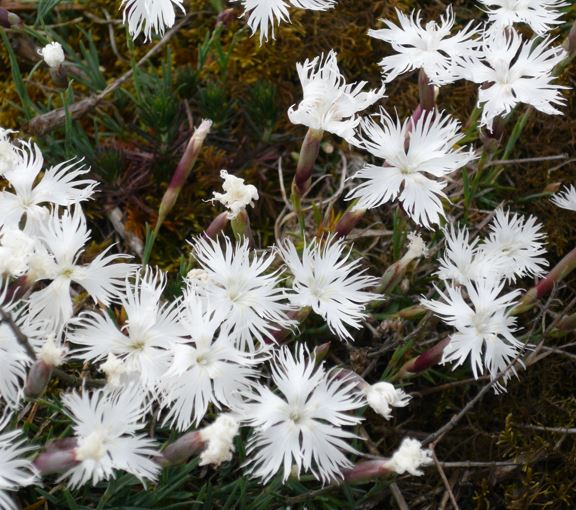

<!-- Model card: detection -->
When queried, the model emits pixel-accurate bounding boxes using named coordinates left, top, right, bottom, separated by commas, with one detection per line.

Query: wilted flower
left=39, top=42, right=65, bottom=69
left=479, top=0, right=568, bottom=36
left=363, top=382, right=411, bottom=420
left=384, top=438, right=432, bottom=476
left=369, top=6, right=480, bottom=85
left=212, top=170, right=259, bottom=220
left=61, top=386, right=160, bottom=488
left=464, top=31, right=567, bottom=129
left=550, top=184, right=576, bottom=212
left=278, top=236, right=379, bottom=341
left=198, top=414, right=240, bottom=467
left=121, top=0, right=185, bottom=41
left=243, top=345, right=364, bottom=483
left=0, top=414, right=38, bottom=510
left=346, top=109, right=475, bottom=228
left=288, top=50, right=385, bottom=140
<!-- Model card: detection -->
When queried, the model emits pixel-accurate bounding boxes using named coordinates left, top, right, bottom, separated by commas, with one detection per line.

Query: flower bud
left=157, top=119, right=212, bottom=228
left=34, top=439, right=78, bottom=475
left=24, top=361, right=53, bottom=399
left=0, top=8, right=22, bottom=28
left=39, top=42, right=65, bottom=70
left=161, top=431, right=204, bottom=466
left=313, top=342, right=331, bottom=366
left=334, top=207, right=365, bottom=238
left=292, top=127, right=324, bottom=197
left=363, top=381, right=411, bottom=419
left=396, top=337, right=450, bottom=379
left=343, top=459, right=394, bottom=483
left=204, top=212, right=229, bottom=239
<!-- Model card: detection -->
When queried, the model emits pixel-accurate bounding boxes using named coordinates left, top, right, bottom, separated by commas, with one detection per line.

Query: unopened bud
left=0, top=8, right=22, bottom=28
left=313, top=342, right=331, bottom=366
left=34, top=439, right=78, bottom=475
left=161, top=431, right=204, bottom=466
left=24, top=360, right=53, bottom=399
left=157, top=120, right=212, bottom=227
left=292, top=127, right=324, bottom=197
left=334, top=208, right=365, bottom=238
left=230, top=209, right=254, bottom=247
left=204, top=212, right=229, bottom=239
left=418, top=70, right=435, bottom=111
left=343, top=459, right=393, bottom=483
left=396, top=337, right=450, bottom=379
left=379, top=233, right=427, bottom=294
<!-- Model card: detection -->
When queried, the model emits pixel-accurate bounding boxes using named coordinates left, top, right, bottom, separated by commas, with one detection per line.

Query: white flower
left=368, top=6, right=480, bottom=85
left=121, top=0, right=185, bottom=41
left=0, top=295, right=33, bottom=408
left=480, top=208, right=548, bottom=283
left=551, top=184, right=576, bottom=212
left=0, top=140, right=97, bottom=235
left=99, top=353, right=139, bottom=389
left=479, top=0, right=568, bottom=36
left=212, top=170, right=259, bottom=220
left=0, top=227, right=37, bottom=277
left=288, top=50, right=385, bottom=140
left=0, top=128, right=19, bottom=176
left=159, top=289, right=262, bottom=431
left=346, top=109, right=475, bottom=228
left=198, top=414, right=240, bottom=467
left=363, top=382, right=411, bottom=420
left=189, top=236, right=293, bottom=351
left=69, top=268, right=186, bottom=388
left=436, top=225, right=505, bottom=285
left=37, top=334, right=67, bottom=367
left=28, top=207, right=136, bottom=326
left=243, top=345, right=363, bottom=483
left=464, top=31, right=567, bottom=130
left=39, top=42, right=65, bottom=69
left=0, top=414, right=38, bottom=510
left=238, top=0, right=336, bottom=43
left=61, top=386, right=160, bottom=488
left=421, top=279, right=522, bottom=381
left=278, top=236, right=379, bottom=341
left=384, top=438, right=432, bottom=476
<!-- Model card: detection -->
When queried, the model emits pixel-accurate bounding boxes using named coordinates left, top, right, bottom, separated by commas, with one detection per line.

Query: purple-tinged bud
left=396, top=337, right=450, bottom=379
left=161, top=431, right=205, bottom=466
left=0, top=8, right=22, bottom=28
left=34, top=440, right=78, bottom=476
left=216, top=8, right=237, bottom=26
left=270, top=307, right=310, bottom=344
left=343, top=459, right=394, bottom=483
left=564, top=19, right=576, bottom=56
left=157, top=120, right=212, bottom=228
left=313, top=342, right=331, bottom=366
left=418, top=70, right=436, bottom=111
left=292, top=127, right=324, bottom=197
left=512, top=246, right=576, bottom=315
left=334, top=208, right=365, bottom=238
left=24, top=360, right=53, bottom=399
left=204, top=212, right=229, bottom=239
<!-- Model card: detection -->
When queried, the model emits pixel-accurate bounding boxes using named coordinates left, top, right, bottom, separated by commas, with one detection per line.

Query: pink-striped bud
left=343, top=459, right=394, bottom=483
left=397, top=337, right=450, bottom=379
left=161, top=431, right=205, bottom=466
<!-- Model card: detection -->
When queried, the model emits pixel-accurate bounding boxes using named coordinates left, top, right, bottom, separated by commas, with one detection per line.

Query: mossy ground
left=1, top=1, right=576, bottom=508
